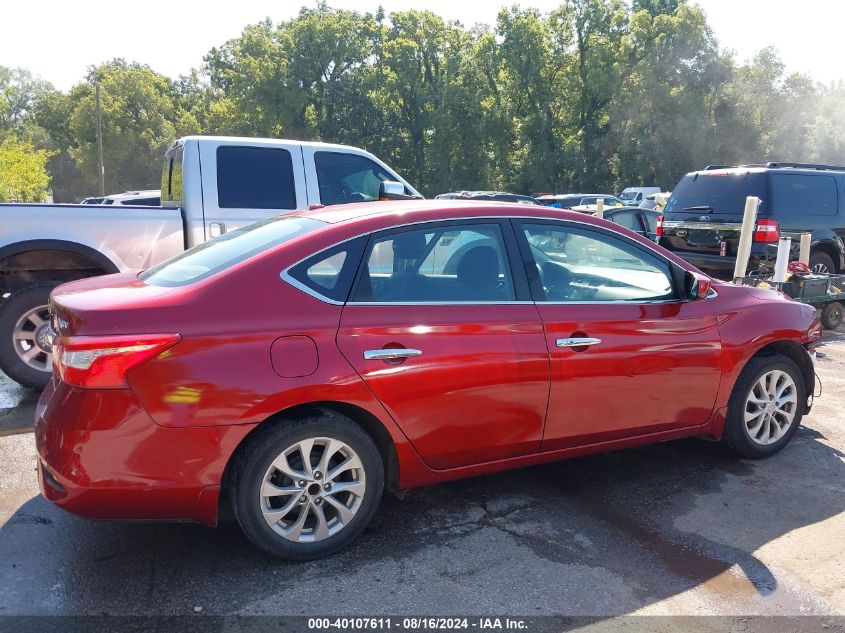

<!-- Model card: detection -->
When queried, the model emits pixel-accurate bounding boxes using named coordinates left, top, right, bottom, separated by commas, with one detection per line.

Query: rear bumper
left=34, top=378, right=254, bottom=526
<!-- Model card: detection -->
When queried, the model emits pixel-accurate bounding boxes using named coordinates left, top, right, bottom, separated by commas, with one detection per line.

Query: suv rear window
left=664, top=172, right=766, bottom=215
left=141, top=217, right=324, bottom=286
left=770, top=173, right=838, bottom=216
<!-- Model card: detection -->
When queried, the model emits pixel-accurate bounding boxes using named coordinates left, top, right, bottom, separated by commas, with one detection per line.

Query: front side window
left=315, top=151, right=405, bottom=205
left=216, top=146, right=296, bottom=210
left=352, top=224, right=515, bottom=303
left=522, top=223, right=676, bottom=302
left=770, top=174, right=838, bottom=216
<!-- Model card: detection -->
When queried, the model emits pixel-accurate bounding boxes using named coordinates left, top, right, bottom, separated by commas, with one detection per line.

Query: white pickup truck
left=0, top=135, right=419, bottom=388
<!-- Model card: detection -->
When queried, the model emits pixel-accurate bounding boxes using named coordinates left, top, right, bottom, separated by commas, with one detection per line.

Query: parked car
left=434, top=191, right=541, bottom=204
left=0, top=136, right=419, bottom=388
left=79, top=196, right=105, bottom=205
left=537, top=194, right=624, bottom=209
left=659, top=163, right=845, bottom=280
left=620, top=186, right=662, bottom=205
left=37, top=200, right=820, bottom=560
left=100, top=190, right=161, bottom=206
left=604, top=206, right=661, bottom=242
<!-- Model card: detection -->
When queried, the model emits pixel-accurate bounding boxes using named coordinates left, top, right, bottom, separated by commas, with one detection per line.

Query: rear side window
left=286, top=238, right=366, bottom=302
left=141, top=217, right=324, bottom=286
left=216, top=146, right=297, bottom=209
left=770, top=174, right=838, bottom=216
left=352, top=224, right=515, bottom=303
left=161, top=144, right=183, bottom=206
left=664, top=172, right=766, bottom=215
left=610, top=211, right=642, bottom=232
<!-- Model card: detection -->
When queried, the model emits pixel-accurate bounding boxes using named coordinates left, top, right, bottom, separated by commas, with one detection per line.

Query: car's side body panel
left=36, top=203, right=820, bottom=530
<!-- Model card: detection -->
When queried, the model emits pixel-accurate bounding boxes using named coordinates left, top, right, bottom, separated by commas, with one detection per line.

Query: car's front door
left=337, top=220, right=550, bottom=469
left=514, top=220, right=723, bottom=450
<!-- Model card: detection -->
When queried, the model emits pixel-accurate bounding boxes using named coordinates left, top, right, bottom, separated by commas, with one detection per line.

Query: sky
left=2, top=0, right=843, bottom=91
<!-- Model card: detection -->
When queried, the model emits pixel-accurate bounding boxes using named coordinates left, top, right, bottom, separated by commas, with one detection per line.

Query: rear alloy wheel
left=809, top=251, right=835, bottom=276
left=0, top=283, right=60, bottom=389
left=722, top=354, right=805, bottom=458
left=232, top=413, right=383, bottom=560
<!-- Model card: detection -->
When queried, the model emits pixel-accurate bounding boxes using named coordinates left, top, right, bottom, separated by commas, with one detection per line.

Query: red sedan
left=36, top=201, right=821, bottom=559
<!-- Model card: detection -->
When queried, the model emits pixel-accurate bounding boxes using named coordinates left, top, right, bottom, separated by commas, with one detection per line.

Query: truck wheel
left=0, top=283, right=60, bottom=389
left=809, top=252, right=835, bottom=275
left=821, top=301, right=844, bottom=330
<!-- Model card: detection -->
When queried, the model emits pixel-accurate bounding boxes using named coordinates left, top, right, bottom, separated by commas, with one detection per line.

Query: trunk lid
left=50, top=272, right=184, bottom=337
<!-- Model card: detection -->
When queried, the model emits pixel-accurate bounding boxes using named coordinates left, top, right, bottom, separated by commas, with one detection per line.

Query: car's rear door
left=336, top=219, right=550, bottom=469
left=514, top=219, right=723, bottom=450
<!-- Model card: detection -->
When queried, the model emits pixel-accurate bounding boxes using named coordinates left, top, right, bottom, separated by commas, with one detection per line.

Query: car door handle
left=556, top=337, right=602, bottom=348
left=363, top=348, right=423, bottom=361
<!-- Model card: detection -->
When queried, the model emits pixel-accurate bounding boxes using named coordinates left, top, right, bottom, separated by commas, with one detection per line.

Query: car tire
left=231, top=412, right=384, bottom=560
left=0, top=282, right=60, bottom=389
left=722, top=353, right=805, bottom=459
left=820, top=301, right=844, bottom=330
left=809, top=251, right=835, bottom=275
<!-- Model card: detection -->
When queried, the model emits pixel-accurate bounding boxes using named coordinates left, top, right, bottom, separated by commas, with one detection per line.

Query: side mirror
left=685, top=270, right=712, bottom=300
left=379, top=181, right=418, bottom=201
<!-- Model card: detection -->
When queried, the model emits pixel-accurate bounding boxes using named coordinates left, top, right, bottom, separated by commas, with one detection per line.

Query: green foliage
left=0, top=136, right=55, bottom=202
left=4, top=2, right=845, bottom=201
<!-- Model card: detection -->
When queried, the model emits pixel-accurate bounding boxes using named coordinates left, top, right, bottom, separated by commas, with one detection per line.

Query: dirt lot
left=0, top=331, right=843, bottom=621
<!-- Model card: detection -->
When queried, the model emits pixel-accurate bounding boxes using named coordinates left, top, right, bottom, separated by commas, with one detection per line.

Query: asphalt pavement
left=1, top=333, right=843, bottom=621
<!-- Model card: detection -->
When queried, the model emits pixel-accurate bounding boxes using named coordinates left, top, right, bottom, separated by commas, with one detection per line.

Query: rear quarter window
left=770, top=173, right=838, bottom=216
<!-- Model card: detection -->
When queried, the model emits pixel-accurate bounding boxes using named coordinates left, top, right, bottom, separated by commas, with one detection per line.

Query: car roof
left=301, top=199, right=614, bottom=228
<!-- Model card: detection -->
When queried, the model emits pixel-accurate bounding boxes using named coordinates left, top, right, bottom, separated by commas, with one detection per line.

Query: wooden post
left=733, top=196, right=759, bottom=282
left=595, top=197, right=604, bottom=219
left=799, top=233, right=811, bottom=265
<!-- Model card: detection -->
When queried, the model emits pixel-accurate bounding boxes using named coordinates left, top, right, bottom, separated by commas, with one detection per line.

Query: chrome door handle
left=363, top=348, right=423, bottom=361
left=556, top=337, right=602, bottom=348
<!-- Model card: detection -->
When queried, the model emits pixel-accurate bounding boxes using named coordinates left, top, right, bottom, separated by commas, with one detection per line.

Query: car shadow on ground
left=2, top=422, right=843, bottom=616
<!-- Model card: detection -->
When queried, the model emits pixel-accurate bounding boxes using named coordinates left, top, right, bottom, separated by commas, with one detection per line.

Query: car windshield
left=141, top=216, right=325, bottom=286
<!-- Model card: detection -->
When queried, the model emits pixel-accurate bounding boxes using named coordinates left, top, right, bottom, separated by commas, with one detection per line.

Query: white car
left=619, top=186, right=661, bottom=205
left=100, top=190, right=161, bottom=206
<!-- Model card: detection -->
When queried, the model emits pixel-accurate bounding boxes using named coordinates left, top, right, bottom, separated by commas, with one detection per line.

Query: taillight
left=656, top=214, right=663, bottom=237
left=754, top=218, right=779, bottom=242
left=54, top=334, right=180, bottom=388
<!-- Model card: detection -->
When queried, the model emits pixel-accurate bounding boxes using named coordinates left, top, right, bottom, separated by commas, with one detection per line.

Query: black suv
left=659, top=163, right=845, bottom=279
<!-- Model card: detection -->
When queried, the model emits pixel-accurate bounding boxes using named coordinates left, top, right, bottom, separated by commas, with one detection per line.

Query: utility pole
left=95, top=80, right=105, bottom=196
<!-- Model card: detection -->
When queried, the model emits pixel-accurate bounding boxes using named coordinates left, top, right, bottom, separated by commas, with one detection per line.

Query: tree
left=0, top=136, right=55, bottom=202
left=52, top=60, right=201, bottom=195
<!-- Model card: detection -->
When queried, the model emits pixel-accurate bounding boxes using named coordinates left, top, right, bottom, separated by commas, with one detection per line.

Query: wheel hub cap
left=12, top=304, right=53, bottom=372
left=260, top=437, right=366, bottom=543
left=744, top=369, right=798, bottom=445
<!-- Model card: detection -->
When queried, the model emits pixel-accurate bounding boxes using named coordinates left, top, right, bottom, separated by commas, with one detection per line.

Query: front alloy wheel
left=723, top=353, right=805, bottom=458
left=233, top=413, right=384, bottom=560
left=743, top=369, right=797, bottom=445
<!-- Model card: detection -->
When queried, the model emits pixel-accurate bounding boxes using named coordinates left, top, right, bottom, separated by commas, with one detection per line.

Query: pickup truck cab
left=0, top=135, right=419, bottom=388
